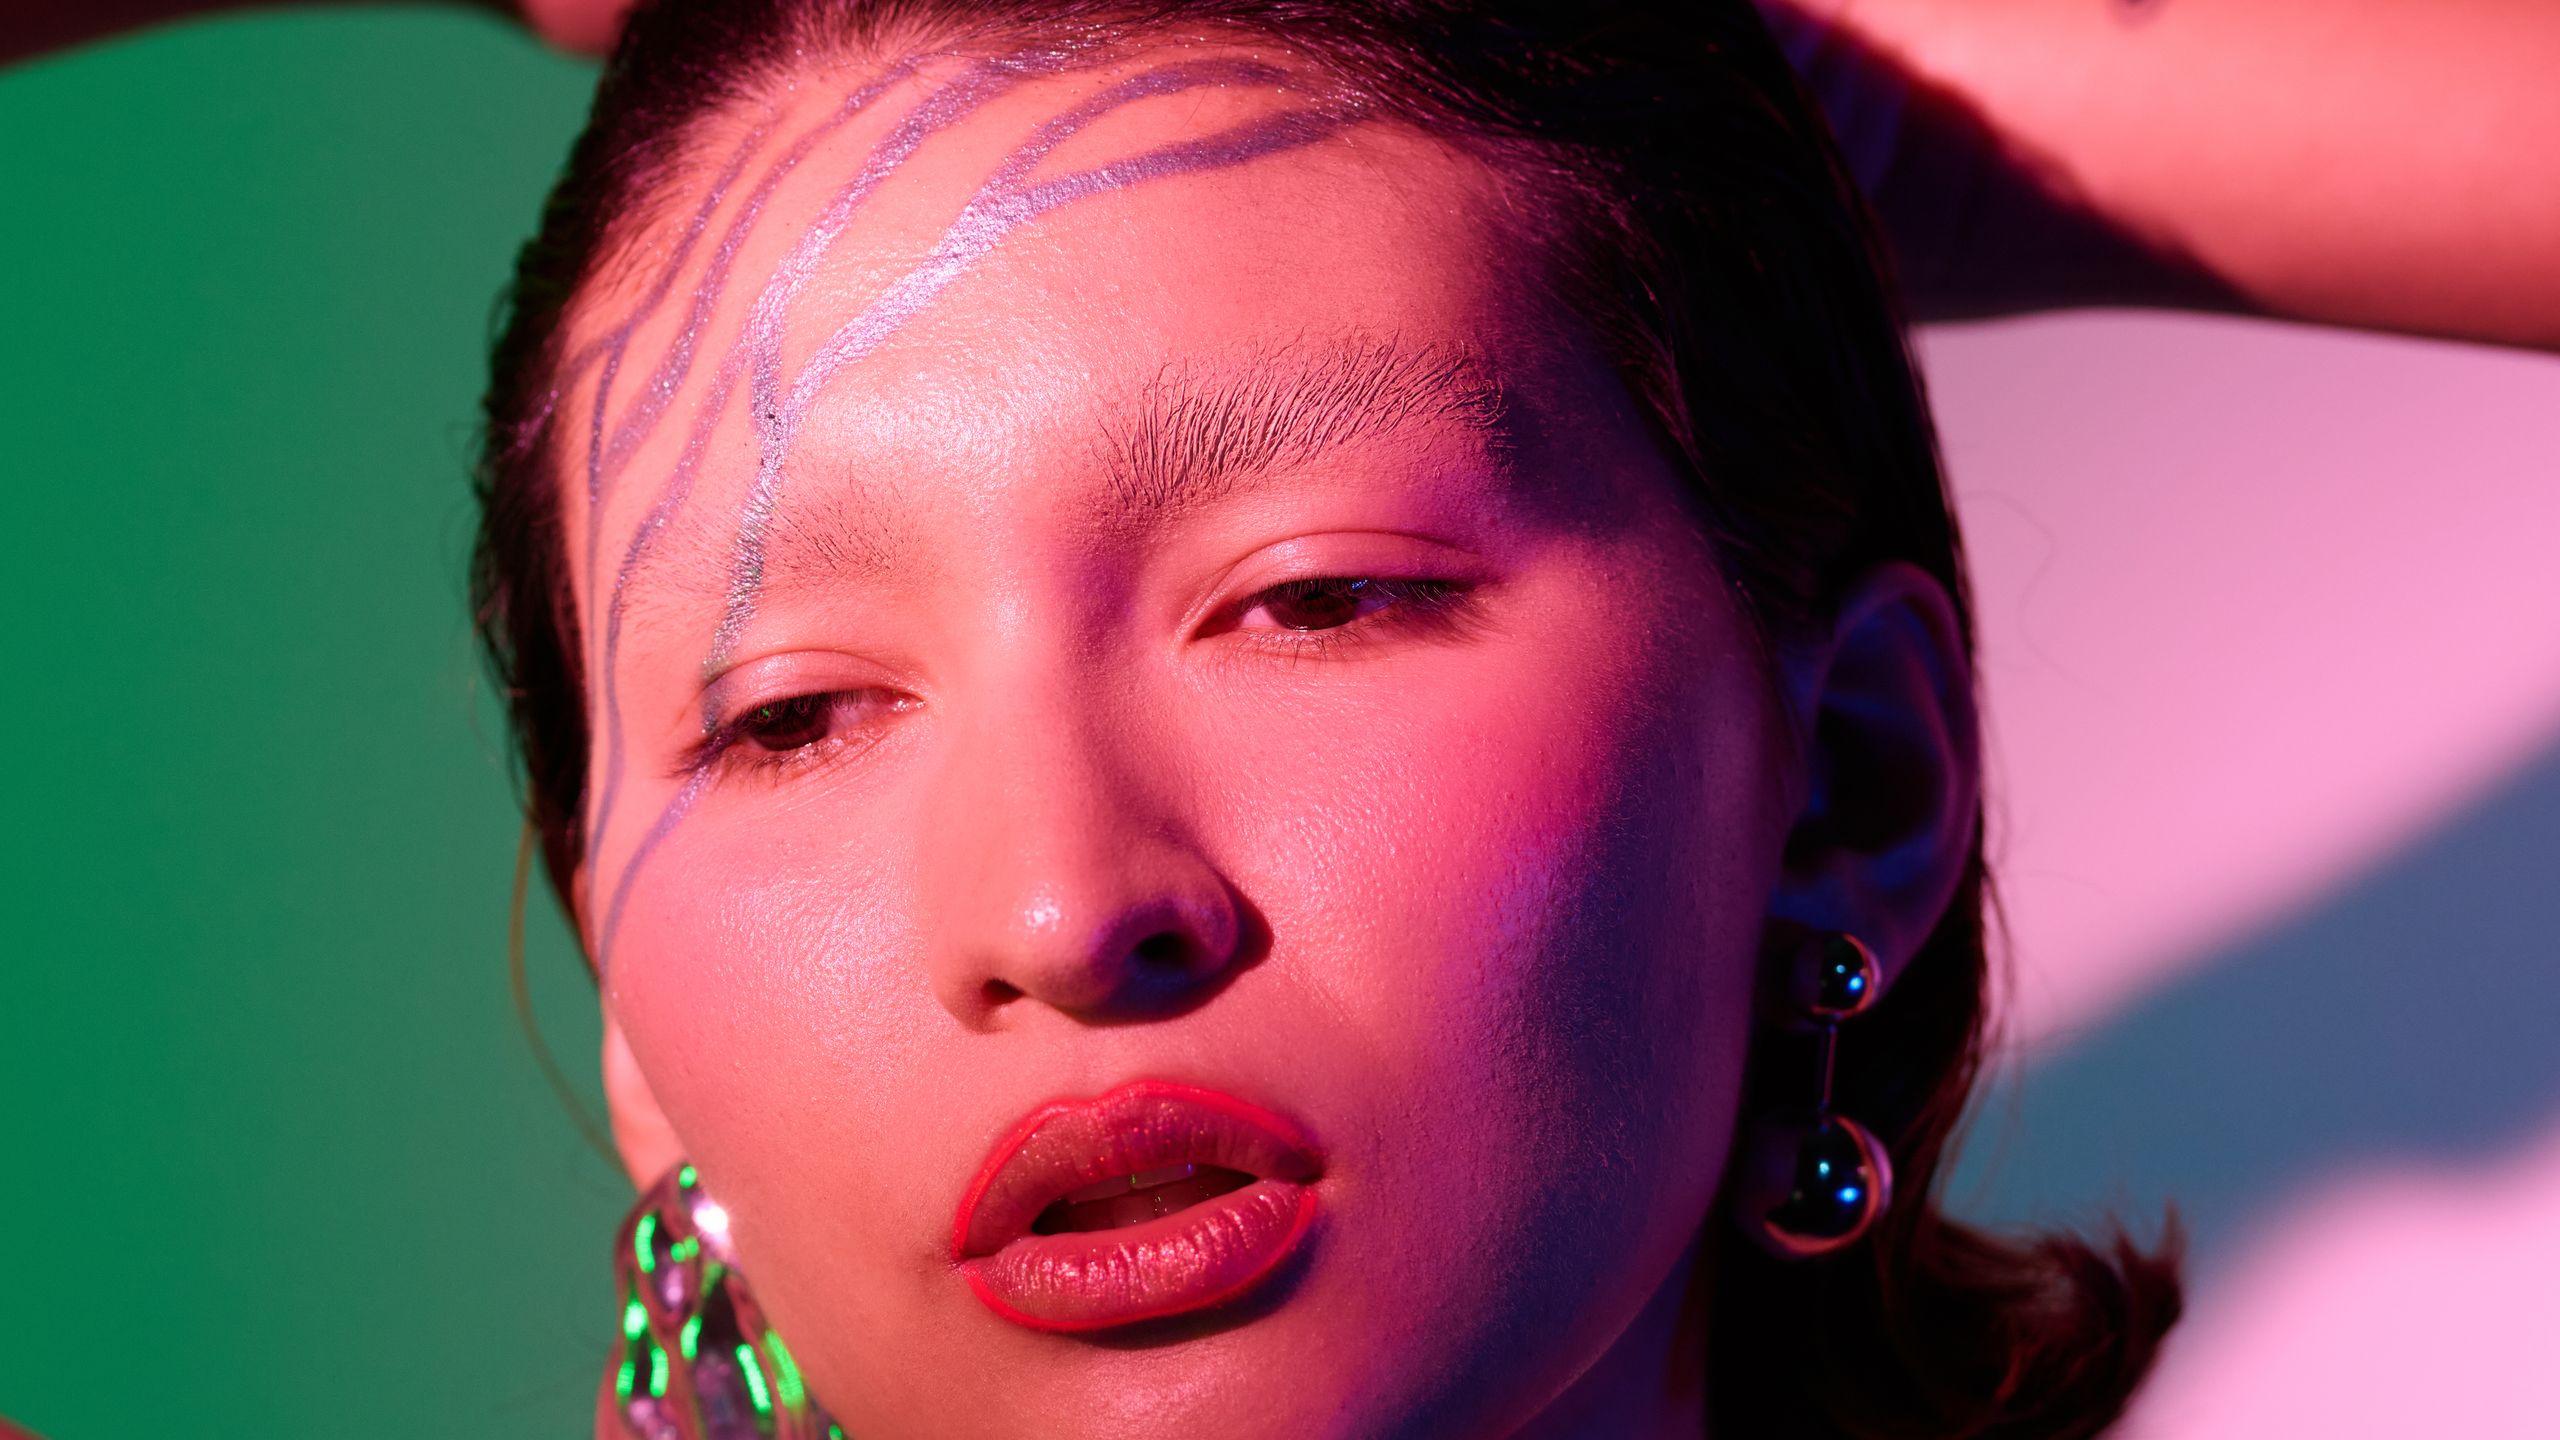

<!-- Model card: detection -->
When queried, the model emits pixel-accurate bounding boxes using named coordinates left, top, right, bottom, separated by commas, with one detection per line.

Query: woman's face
left=560, top=41, right=1798, bottom=1438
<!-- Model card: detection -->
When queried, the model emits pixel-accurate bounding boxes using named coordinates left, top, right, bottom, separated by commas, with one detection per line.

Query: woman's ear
left=603, top=1013, right=685, bottom=1190
left=1764, top=560, right=1982, bottom=995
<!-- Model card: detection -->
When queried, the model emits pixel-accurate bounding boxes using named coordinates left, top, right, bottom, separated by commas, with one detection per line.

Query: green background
left=0, top=13, right=622, bottom=1437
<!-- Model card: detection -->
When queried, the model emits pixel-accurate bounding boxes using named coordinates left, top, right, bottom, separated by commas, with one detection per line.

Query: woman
left=467, top=2, right=2173, bottom=1435
left=8, top=0, right=2545, bottom=1436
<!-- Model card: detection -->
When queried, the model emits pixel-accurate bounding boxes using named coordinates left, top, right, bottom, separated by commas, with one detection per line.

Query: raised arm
left=1767, top=0, right=2560, bottom=349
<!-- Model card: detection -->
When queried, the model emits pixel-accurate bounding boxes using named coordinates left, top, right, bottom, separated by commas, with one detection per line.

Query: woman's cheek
left=611, top=808, right=932, bottom=1164
left=1235, top=638, right=1671, bottom=1082
left=611, top=809, right=966, bottom=1363
left=1355, top=591, right=1752, bottom=1153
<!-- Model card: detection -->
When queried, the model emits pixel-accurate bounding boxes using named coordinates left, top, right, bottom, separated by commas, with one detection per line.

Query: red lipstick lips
left=952, top=1078, right=1324, bottom=1332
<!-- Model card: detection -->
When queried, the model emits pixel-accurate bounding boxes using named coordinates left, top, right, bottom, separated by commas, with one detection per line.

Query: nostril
left=958, top=907, right=1244, bottom=1025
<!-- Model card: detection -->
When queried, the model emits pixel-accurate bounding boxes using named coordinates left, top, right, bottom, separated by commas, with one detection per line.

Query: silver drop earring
left=1732, top=929, right=1895, bottom=1259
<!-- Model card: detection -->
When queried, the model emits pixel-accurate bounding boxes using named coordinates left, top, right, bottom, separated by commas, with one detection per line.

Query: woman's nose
left=915, top=692, right=1247, bottom=1030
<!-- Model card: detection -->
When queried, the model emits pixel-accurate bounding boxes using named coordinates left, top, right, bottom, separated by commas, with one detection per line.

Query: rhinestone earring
left=599, top=1163, right=847, bottom=1440
left=1731, top=929, right=1894, bottom=1259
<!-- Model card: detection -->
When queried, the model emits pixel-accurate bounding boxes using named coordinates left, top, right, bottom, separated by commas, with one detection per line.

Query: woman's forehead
left=550, top=42, right=1564, bottom=585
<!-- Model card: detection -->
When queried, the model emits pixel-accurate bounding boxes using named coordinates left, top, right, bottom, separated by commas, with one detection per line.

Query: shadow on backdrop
left=1954, top=726, right=2560, bottom=1272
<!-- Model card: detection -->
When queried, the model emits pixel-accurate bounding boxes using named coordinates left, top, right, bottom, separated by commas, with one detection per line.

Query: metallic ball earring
left=1731, top=929, right=1895, bottom=1260
left=599, top=1163, right=847, bottom=1440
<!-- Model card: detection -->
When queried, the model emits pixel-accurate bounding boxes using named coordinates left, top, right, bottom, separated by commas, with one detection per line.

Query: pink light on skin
left=1919, top=313, right=2560, bottom=1049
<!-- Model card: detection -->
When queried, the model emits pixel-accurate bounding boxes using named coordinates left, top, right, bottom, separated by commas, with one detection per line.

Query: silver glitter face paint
left=581, top=58, right=1029, bottom=896
left=584, top=54, right=1367, bottom=974
left=581, top=113, right=774, bottom=528
left=580, top=58, right=1062, bottom=939
left=581, top=62, right=934, bottom=884
left=598, top=759, right=719, bottom=966
left=598, top=62, right=924, bottom=487
left=585, top=344, right=747, bottom=909
left=706, top=57, right=1313, bottom=669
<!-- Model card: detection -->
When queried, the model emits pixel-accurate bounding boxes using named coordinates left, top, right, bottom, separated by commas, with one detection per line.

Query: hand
left=1752, top=0, right=2560, bottom=350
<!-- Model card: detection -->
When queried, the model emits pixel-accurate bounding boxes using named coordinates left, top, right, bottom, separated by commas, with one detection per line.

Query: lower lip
left=960, top=1177, right=1320, bottom=1332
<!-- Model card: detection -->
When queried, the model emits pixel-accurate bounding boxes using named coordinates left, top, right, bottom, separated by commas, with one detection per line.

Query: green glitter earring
left=599, top=1163, right=846, bottom=1440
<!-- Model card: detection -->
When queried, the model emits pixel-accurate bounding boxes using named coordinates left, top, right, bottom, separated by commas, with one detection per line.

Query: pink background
left=1924, top=310, right=2560, bottom=1432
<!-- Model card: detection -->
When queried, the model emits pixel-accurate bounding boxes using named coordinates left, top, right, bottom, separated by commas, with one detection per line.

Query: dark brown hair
left=473, top=1, right=2182, bottom=1432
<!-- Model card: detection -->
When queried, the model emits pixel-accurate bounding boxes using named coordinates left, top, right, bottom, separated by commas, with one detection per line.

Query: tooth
left=1057, top=1163, right=1198, bottom=1206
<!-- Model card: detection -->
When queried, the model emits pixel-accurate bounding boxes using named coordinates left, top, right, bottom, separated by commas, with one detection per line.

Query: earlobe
left=603, top=1014, right=685, bottom=1190
left=1765, top=559, right=1982, bottom=993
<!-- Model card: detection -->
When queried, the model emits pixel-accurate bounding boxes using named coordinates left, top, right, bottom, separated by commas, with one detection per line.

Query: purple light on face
left=579, top=61, right=935, bottom=718
left=735, top=55, right=1066, bottom=401
left=584, top=55, right=1069, bottom=969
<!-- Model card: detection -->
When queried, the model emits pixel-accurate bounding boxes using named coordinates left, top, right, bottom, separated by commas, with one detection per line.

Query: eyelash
left=1229, top=575, right=1474, bottom=658
left=678, top=575, right=1476, bottom=782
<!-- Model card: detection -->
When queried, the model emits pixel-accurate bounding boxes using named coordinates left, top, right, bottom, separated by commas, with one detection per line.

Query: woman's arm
left=1770, top=0, right=2560, bottom=349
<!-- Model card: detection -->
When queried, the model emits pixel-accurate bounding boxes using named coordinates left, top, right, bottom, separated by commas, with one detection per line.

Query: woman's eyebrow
left=1095, top=334, right=1510, bottom=523
left=623, top=335, right=1508, bottom=630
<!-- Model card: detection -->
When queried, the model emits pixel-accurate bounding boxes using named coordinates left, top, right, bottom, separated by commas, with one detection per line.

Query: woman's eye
left=1237, top=576, right=1467, bottom=638
left=684, top=579, right=1475, bottom=782
left=683, top=688, right=904, bottom=781
left=738, top=694, right=839, bottom=752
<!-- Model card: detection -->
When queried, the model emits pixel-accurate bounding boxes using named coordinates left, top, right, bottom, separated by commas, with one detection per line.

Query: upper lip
left=952, top=1077, right=1325, bottom=1261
